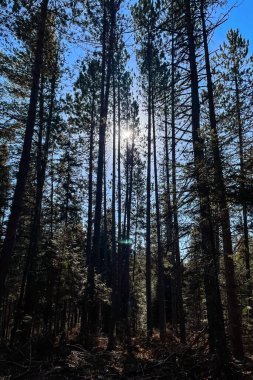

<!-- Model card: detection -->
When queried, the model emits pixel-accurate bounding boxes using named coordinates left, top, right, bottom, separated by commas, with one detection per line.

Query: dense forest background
left=0, top=0, right=253, bottom=378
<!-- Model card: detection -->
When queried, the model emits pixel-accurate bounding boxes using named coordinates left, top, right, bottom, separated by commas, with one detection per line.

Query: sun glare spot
left=122, top=129, right=132, bottom=140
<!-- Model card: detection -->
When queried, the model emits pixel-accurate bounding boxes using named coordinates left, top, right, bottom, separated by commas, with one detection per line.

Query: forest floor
left=0, top=332, right=253, bottom=379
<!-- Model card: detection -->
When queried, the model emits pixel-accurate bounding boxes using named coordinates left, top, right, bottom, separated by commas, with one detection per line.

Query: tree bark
left=184, top=0, right=228, bottom=364
left=234, top=72, right=251, bottom=301
left=23, top=68, right=57, bottom=317
left=171, top=14, right=186, bottom=343
left=151, top=89, right=166, bottom=341
left=117, top=54, right=122, bottom=337
left=200, top=0, right=243, bottom=358
left=80, top=85, right=95, bottom=341
left=92, top=0, right=116, bottom=271
left=88, top=0, right=116, bottom=336
left=108, top=64, right=117, bottom=349
left=146, top=32, right=153, bottom=341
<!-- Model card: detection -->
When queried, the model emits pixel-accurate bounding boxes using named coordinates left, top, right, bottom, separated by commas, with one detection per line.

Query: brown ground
left=0, top=333, right=253, bottom=379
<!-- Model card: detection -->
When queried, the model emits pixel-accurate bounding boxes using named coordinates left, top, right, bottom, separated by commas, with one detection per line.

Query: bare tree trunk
left=184, top=0, right=228, bottom=364
left=108, top=64, right=117, bottom=349
left=200, top=0, right=243, bottom=359
left=23, top=69, right=57, bottom=317
left=117, top=56, right=122, bottom=338
left=92, top=0, right=115, bottom=270
left=171, top=15, right=186, bottom=343
left=151, top=90, right=166, bottom=341
left=43, top=148, right=55, bottom=335
left=89, top=0, right=116, bottom=336
left=124, top=119, right=134, bottom=343
left=80, top=88, right=95, bottom=341
left=234, top=73, right=251, bottom=302
left=146, top=33, right=153, bottom=341
left=103, top=147, right=108, bottom=275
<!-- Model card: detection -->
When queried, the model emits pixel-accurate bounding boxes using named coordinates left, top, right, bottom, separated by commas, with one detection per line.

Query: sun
left=122, top=129, right=132, bottom=140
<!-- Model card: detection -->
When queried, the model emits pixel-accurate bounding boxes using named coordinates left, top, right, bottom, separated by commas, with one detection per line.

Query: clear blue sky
left=64, top=0, right=253, bottom=90
left=212, top=0, right=253, bottom=52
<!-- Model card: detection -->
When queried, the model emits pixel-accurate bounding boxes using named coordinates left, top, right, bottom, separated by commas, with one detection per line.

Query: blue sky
left=213, top=0, right=253, bottom=52
left=63, top=0, right=253, bottom=94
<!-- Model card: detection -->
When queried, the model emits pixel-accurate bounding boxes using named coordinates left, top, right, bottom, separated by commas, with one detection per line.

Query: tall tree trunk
left=108, top=65, right=117, bottom=349
left=184, top=0, right=228, bottom=364
left=92, top=0, right=115, bottom=271
left=117, top=55, right=122, bottom=334
left=23, top=69, right=57, bottom=317
left=171, top=16, right=186, bottom=343
left=120, top=98, right=131, bottom=337
left=11, top=74, right=45, bottom=341
left=89, top=0, right=116, bottom=335
left=103, top=147, right=108, bottom=275
left=163, top=81, right=175, bottom=327
left=0, top=0, right=49, bottom=303
left=234, top=72, right=251, bottom=302
left=44, top=149, right=56, bottom=335
left=164, top=89, right=173, bottom=261
left=146, top=33, right=153, bottom=341
left=80, top=89, right=95, bottom=340
left=151, top=90, right=166, bottom=341
left=86, top=95, right=95, bottom=269
left=200, top=0, right=243, bottom=359
left=122, top=124, right=134, bottom=343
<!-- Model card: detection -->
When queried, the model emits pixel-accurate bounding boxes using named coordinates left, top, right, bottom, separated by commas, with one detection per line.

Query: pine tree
left=182, top=0, right=228, bottom=365
left=0, top=0, right=49, bottom=303
left=200, top=1, right=243, bottom=359
left=214, top=29, right=253, bottom=310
